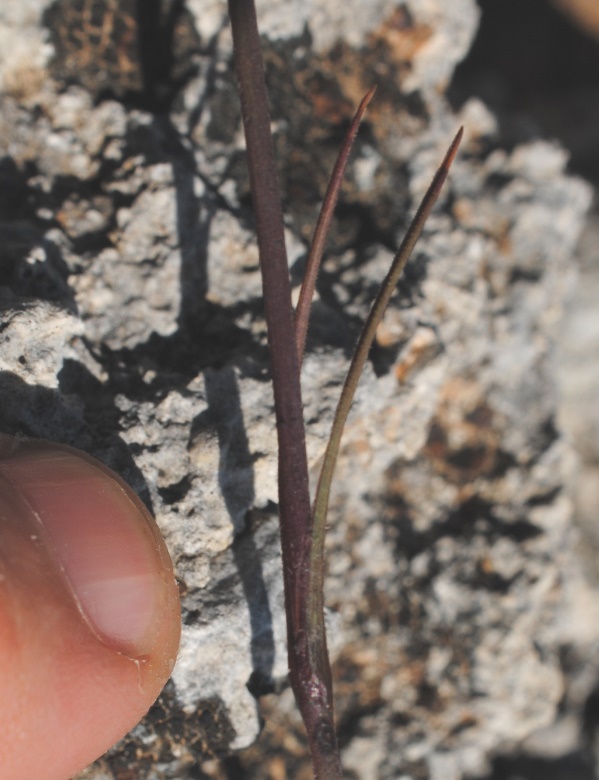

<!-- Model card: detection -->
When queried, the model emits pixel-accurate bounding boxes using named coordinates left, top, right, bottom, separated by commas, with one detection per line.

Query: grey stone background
left=0, top=0, right=598, bottom=778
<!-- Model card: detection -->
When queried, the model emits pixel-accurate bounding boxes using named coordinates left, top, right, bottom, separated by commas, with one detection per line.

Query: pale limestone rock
left=0, top=1, right=596, bottom=778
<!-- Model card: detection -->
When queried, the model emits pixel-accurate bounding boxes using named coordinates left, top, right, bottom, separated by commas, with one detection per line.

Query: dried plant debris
left=0, top=0, right=597, bottom=778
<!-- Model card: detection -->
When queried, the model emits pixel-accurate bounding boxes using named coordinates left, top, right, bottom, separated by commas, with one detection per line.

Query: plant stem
left=227, top=0, right=342, bottom=775
left=295, top=86, right=376, bottom=365
left=307, top=128, right=463, bottom=642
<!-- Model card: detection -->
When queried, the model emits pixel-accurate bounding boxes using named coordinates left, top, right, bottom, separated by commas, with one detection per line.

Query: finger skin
left=0, top=437, right=181, bottom=780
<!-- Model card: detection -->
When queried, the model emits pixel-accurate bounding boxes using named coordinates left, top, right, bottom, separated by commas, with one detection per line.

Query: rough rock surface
left=0, top=1, right=596, bottom=779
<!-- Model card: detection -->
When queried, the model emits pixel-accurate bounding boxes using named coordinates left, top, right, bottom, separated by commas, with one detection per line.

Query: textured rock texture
left=0, top=1, right=596, bottom=778
left=557, top=212, right=599, bottom=557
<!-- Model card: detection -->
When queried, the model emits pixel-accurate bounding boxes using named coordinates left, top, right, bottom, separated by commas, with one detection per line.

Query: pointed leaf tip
left=442, top=126, right=464, bottom=172
left=362, top=84, right=377, bottom=106
left=295, top=85, right=378, bottom=364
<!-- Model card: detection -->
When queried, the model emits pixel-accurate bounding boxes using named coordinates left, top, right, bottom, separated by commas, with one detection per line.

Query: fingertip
left=0, top=437, right=181, bottom=780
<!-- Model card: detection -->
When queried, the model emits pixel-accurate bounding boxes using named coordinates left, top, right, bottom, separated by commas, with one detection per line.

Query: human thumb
left=0, top=436, right=181, bottom=780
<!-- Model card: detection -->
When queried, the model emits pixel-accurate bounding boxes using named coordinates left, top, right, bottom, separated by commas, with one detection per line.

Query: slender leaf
left=306, top=128, right=464, bottom=655
left=295, top=86, right=376, bottom=364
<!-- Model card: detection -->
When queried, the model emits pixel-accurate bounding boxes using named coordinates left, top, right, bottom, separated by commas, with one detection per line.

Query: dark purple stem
left=227, top=0, right=341, bottom=775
